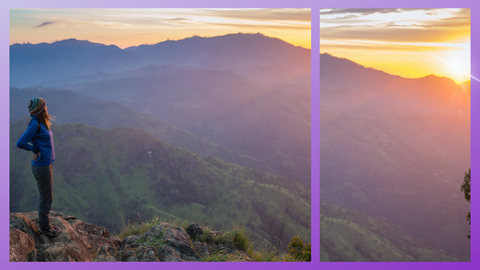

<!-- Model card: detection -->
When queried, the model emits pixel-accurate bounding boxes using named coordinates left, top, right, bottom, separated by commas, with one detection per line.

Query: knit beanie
left=28, top=98, right=46, bottom=115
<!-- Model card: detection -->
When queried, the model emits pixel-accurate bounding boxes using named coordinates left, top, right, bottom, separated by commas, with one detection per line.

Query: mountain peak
left=125, top=32, right=293, bottom=51
left=418, top=73, right=457, bottom=86
left=11, top=38, right=120, bottom=49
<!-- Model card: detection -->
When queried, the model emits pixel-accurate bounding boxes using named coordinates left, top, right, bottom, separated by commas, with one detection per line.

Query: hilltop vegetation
left=10, top=210, right=310, bottom=262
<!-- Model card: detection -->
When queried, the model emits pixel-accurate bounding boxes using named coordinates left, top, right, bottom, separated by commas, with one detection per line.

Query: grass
left=194, top=225, right=253, bottom=255
left=201, top=250, right=251, bottom=262
left=114, top=215, right=309, bottom=262
left=115, top=213, right=190, bottom=240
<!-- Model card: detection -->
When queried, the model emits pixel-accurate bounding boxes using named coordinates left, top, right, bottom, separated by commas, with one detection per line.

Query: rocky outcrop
left=10, top=211, right=252, bottom=262
left=10, top=211, right=119, bottom=262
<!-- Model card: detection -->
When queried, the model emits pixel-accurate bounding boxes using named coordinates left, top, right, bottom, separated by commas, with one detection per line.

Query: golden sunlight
left=320, top=8, right=471, bottom=84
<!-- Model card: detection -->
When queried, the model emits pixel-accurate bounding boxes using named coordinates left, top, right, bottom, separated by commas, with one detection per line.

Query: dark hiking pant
left=31, top=164, right=53, bottom=231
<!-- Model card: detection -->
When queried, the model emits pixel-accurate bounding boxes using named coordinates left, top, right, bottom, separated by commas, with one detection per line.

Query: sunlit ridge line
left=415, top=45, right=479, bottom=83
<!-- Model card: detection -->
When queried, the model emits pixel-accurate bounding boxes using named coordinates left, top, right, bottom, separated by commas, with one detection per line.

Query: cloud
left=203, top=22, right=310, bottom=31
left=34, top=21, right=54, bottom=28
left=320, top=43, right=461, bottom=53
left=320, top=26, right=469, bottom=43
left=162, top=17, right=195, bottom=26
left=164, top=17, right=191, bottom=22
left=320, top=8, right=403, bottom=16
left=205, top=8, right=310, bottom=22
left=320, top=8, right=470, bottom=43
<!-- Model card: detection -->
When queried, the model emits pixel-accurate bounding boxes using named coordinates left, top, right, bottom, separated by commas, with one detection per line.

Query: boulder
left=9, top=211, right=119, bottom=262
left=187, top=223, right=203, bottom=239
left=9, top=228, right=35, bottom=262
left=10, top=211, right=252, bottom=262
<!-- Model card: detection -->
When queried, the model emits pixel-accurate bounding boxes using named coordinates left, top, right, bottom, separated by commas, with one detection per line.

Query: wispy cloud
left=165, top=17, right=189, bottom=22
left=205, top=8, right=310, bottom=22
left=320, top=43, right=461, bottom=52
left=203, top=22, right=310, bottom=31
left=320, top=8, right=403, bottom=16
left=34, top=21, right=54, bottom=28
left=321, top=26, right=469, bottom=43
left=321, top=8, right=470, bottom=43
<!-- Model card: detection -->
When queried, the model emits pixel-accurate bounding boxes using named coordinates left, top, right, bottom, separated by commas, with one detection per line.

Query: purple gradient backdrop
left=0, top=0, right=477, bottom=269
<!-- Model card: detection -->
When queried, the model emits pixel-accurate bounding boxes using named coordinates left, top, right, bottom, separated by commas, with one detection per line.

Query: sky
left=320, top=8, right=471, bottom=84
left=9, top=8, right=311, bottom=49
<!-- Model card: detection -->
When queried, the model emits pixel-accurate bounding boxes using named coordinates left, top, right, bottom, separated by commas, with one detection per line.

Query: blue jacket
left=16, top=115, right=55, bottom=166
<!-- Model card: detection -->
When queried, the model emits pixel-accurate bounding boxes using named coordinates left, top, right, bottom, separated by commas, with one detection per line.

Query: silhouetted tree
left=460, top=168, right=471, bottom=239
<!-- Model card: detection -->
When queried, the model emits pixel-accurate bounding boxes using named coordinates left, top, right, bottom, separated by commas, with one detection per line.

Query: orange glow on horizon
left=320, top=8, right=471, bottom=84
left=10, top=9, right=311, bottom=50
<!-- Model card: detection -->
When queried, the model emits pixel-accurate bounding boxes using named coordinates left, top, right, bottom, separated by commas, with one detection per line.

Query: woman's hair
left=36, top=109, right=54, bottom=130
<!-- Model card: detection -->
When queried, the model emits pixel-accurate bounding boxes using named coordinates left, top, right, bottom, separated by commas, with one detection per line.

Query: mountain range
left=10, top=33, right=310, bottom=88
left=320, top=53, right=470, bottom=260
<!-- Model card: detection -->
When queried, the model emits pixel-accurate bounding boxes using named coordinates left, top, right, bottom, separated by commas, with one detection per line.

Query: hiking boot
left=39, top=225, right=61, bottom=237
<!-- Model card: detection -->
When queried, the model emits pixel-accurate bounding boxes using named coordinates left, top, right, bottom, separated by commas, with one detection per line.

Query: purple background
left=0, top=0, right=477, bottom=269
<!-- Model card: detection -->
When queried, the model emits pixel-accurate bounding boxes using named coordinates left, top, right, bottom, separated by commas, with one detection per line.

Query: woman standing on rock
left=16, top=98, right=61, bottom=237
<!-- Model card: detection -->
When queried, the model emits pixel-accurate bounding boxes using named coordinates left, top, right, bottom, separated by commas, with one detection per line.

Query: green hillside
left=10, top=88, right=272, bottom=175
left=62, top=68, right=311, bottom=184
left=10, top=118, right=310, bottom=249
left=320, top=200, right=462, bottom=262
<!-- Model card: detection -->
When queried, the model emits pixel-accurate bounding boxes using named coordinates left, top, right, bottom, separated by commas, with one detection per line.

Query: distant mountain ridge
left=320, top=53, right=470, bottom=116
left=10, top=33, right=310, bottom=87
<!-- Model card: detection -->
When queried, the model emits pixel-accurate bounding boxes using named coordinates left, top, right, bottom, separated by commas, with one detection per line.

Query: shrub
left=287, top=236, right=311, bottom=261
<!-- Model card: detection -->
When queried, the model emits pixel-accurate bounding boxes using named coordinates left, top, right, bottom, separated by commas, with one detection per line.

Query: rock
left=186, top=223, right=203, bottom=239
left=192, top=241, right=209, bottom=258
left=10, top=211, right=252, bottom=262
left=94, top=244, right=117, bottom=262
left=135, top=245, right=159, bottom=262
left=40, top=242, right=82, bottom=262
left=9, top=211, right=118, bottom=262
left=157, top=245, right=184, bottom=262
left=123, top=234, right=142, bottom=249
left=161, top=223, right=199, bottom=261
left=9, top=228, right=35, bottom=262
